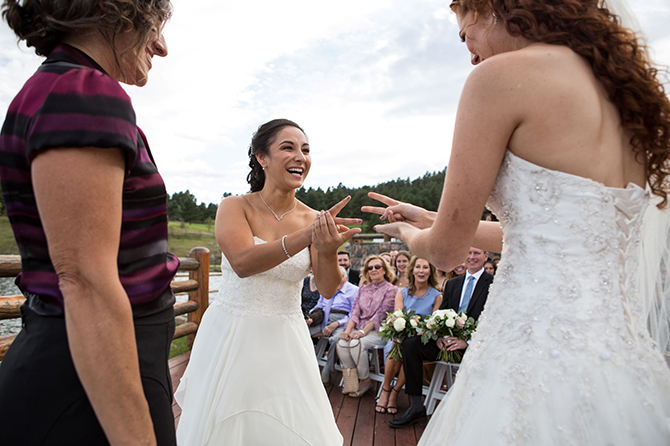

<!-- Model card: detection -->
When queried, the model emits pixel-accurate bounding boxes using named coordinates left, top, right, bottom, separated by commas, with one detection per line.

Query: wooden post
left=187, top=247, right=210, bottom=348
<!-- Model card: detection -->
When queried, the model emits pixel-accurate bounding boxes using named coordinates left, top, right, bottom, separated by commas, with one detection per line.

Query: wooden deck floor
left=169, top=352, right=430, bottom=445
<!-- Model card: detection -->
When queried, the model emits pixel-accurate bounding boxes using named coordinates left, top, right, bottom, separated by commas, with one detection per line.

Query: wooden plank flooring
left=169, top=352, right=430, bottom=445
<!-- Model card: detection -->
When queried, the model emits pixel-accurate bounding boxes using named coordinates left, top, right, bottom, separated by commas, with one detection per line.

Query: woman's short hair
left=361, top=254, right=396, bottom=285
left=2, top=0, right=172, bottom=58
left=247, top=119, right=305, bottom=192
left=449, top=0, right=670, bottom=208
left=406, top=256, right=439, bottom=296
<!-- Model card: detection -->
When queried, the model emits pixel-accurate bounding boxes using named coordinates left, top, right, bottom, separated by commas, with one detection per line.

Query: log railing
left=0, top=247, right=210, bottom=361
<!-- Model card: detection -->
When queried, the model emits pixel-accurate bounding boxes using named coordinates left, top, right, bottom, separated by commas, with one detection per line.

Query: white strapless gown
left=418, top=151, right=670, bottom=445
left=174, top=238, right=343, bottom=446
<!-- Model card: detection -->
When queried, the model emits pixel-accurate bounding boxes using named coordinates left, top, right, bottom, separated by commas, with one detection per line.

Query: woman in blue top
left=376, top=257, right=442, bottom=414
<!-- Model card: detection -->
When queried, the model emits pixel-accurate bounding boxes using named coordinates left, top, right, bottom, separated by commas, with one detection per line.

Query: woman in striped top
left=0, top=1, right=178, bottom=445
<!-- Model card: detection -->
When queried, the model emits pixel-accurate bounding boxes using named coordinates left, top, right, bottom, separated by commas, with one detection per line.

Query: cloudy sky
left=1, top=0, right=669, bottom=205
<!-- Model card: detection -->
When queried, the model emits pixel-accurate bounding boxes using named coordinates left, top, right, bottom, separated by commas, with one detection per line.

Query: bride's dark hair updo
left=450, top=0, right=670, bottom=208
left=1, top=0, right=172, bottom=57
left=247, top=119, right=306, bottom=192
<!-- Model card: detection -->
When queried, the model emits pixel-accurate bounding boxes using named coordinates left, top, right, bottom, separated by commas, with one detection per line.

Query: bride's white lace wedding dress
left=174, top=237, right=343, bottom=446
left=418, top=150, right=670, bottom=445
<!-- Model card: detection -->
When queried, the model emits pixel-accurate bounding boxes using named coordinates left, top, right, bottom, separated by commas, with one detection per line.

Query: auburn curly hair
left=450, top=0, right=670, bottom=207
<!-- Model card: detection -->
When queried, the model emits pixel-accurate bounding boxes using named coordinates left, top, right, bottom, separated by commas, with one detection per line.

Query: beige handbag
left=338, top=338, right=362, bottom=394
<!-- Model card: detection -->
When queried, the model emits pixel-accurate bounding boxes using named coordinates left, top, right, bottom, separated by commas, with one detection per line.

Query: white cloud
left=0, top=0, right=669, bottom=205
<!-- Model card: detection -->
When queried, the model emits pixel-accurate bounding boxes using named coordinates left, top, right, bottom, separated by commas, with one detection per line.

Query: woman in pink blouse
left=337, top=255, right=397, bottom=397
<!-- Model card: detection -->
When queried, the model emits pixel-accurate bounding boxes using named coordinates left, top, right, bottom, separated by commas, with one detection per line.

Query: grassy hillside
left=167, top=221, right=220, bottom=269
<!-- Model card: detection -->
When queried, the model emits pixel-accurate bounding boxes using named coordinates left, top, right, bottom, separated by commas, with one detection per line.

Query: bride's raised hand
left=361, top=192, right=435, bottom=229
left=327, top=195, right=362, bottom=231
left=312, top=210, right=361, bottom=254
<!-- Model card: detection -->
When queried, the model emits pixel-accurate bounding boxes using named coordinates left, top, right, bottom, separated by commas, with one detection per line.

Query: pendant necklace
left=259, top=191, right=297, bottom=221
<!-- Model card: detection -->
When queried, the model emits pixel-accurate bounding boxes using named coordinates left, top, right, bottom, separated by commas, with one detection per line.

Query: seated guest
left=390, top=247, right=492, bottom=428
left=389, top=250, right=399, bottom=267
left=434, top=269, right=448, bottom=291
left=338, top=250, right=360, bottom=285
left=337, top=255, right=397, bottom=397
left=380, top=252, right=393, bottom=267
left=306, top=267, right=359, bottom=385
left=376, top=257, right=442, bottom=414
left=301, top=270, right=320, bottom=318
left=440, top=262, right=466, bottom=291
left=393, top=250, right=411, bottom=288
left=484, top=260, right=497, bottom=275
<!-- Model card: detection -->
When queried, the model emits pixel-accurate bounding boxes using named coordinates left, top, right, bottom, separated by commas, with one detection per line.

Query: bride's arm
left=373, top=57, right=520, bottom=271
left=363, top=193, right=503, bottom=254
left=215, top=196, right=312, bottom=278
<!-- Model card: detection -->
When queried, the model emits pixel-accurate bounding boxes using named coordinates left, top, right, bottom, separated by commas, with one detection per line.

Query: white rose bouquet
left=378, top=308, right=422, bottom=360
left=420, top=309, right=477, bottom=363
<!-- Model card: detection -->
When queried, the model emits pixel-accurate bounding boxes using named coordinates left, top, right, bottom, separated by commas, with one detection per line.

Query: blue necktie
left=459, top=276, right=476, bottom=313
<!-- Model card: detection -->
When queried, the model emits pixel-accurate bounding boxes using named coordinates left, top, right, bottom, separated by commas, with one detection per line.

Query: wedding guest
left=337, top=255, right=397, bottom=397
left=390, top=248, right=492, bottom=428
left=338, top=250, right=360, bottom=285
left=376, top=257, right=442, bottom=414
left=380, top=252, right=393, bottom=266
left=308, top=267, right=359, bottom=385
left=484, top=260, right=497, bottom=275
left=301, top=270, right=320, bottom=317
left=0, top=1, right=178, bottom=444
left=393, top=250, right=412, bottom=288
left=390, top=250, right=399, bottom=266
left=441, top=262, right=467, bottom=291
left=435, top=269, right=448, bottom=291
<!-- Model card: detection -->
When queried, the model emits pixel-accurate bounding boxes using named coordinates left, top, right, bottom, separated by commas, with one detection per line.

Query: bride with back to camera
left=364, top=0, right=670, bottom=444
left=175, top=119, right=360, bottom=445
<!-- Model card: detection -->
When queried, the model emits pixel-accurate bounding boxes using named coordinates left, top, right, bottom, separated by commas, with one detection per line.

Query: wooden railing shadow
left=0, top=247, right=210, bottom=361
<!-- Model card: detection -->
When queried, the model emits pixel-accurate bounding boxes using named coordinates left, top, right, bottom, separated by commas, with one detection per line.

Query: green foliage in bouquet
left=420, top=309, right=477, bottom=363
left=379, top=308, right=423, bottom=361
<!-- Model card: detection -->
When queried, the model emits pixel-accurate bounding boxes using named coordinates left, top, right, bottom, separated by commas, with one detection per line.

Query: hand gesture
left=312, top=196, right=361, bottom=253
left=361, top=192, right=434, bottom=229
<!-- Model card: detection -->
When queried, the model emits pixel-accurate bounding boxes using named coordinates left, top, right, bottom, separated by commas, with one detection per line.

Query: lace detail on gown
left=418, top=150, right=670, bottom=445
left=210, top=236, right=311, bottom=318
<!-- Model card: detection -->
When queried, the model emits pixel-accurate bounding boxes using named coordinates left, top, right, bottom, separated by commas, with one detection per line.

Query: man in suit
left=338, top=251, right=360, bottom=285
left=390, top=247, right=493, bottom=428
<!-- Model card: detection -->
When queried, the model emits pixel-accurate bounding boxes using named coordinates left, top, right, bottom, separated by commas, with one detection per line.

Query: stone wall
left=345, top=240, right=409, bottom=270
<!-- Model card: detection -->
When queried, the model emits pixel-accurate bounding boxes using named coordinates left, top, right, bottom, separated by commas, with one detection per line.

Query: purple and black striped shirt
left=0, top=44, right=179, bottom=318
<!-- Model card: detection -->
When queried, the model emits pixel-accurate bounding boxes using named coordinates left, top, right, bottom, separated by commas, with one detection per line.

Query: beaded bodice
left=460, top=150, right=669, bottom=442
left=213, top=237, right=311, bottom=317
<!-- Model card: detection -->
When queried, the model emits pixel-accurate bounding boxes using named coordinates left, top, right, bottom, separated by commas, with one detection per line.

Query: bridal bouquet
left=378, top=309, right=422, bottom=361
left=420, top=309, right=477, bottom=363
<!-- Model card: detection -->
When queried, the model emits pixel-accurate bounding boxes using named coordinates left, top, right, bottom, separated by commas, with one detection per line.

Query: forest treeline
left=296, top=170, right=449, bottom=232
left=165, top=169, right=451, bottom=232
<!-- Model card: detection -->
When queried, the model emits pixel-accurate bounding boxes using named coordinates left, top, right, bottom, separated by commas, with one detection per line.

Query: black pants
left=402, top=335, right=441, bottom=397
left=0, top=305, right=177, bottom=445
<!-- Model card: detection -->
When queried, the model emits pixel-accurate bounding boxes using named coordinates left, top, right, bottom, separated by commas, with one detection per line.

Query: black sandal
left=375, top=386, right=392, bottom=414
left=387, top=386, right=401, bottom=414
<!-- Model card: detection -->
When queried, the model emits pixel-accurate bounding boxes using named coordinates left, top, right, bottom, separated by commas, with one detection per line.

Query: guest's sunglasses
left=367, top=264, right=383, bottom=271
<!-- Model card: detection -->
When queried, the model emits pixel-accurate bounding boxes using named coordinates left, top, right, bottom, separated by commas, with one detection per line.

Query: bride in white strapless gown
left=363, top=1, right=670, bottom=444
left=175, top=120, right=359, bottom=445
left=175, top=237, right=342, bottom=445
